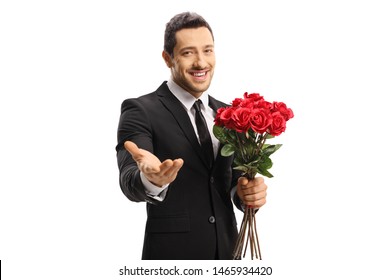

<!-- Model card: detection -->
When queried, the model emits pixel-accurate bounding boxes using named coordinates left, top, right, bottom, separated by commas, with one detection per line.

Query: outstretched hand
left=236, top=176, right=267, bottom=209
left=124, top=141, right=184, bottom=187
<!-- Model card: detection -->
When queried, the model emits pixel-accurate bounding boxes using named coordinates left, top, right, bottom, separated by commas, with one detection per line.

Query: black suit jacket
left=116, top=82, right=242, bottom=260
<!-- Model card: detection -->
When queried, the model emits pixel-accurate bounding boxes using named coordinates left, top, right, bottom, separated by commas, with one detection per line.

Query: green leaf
left=257, top=169, right=274, bottom=178
left=244, top=159, right=260, bottom=168
left=262, top=144, right=282, bottom=157
left=213, top=125, right=226, bottom=142
left=258, top=156, right=273, bottom=170
left=248, top=129, right=256, bottom=139
left=257, top=156, right=274, bottom=178
left=226, top=129, right=238, bottom=143
left=221, top=143, right=235, bottom=157
left=233, top=157, right=243, bottom=166
left=233, top=165, right=250, bottom=172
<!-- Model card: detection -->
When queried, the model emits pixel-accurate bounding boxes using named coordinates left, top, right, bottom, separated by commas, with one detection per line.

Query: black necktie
left=193, top=100, right=214, bottom=168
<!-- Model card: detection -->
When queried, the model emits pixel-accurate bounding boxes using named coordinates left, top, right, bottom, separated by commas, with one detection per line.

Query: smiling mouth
left=192, top=72, right=206, bottom=77
left=189, top=70, right=208, bottom=79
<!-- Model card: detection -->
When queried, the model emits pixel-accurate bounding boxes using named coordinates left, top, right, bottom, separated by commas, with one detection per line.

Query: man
left=116, top=12, right=267, bottom=260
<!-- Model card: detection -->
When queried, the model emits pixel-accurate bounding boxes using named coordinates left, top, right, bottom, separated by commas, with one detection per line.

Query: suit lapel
left=208, top=95, right=227, bottom=165
left=208, top=95, right=225, bottom=112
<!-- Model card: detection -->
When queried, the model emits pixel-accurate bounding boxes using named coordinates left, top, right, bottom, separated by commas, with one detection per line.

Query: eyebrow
left=179, top=45, right=214, bottom=52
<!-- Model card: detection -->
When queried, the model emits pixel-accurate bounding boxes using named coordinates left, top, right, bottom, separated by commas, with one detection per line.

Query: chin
left=194, top=81, right=211, bottom=91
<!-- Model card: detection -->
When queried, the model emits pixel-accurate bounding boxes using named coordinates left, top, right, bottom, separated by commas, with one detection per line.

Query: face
left=163, top=27, right=215, bottom=98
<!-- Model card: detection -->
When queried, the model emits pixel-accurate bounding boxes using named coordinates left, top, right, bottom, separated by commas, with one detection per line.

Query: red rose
left=268, top=111, right=287, bottom=136
left=254, top=100, right=272, bottom=111
left=231, top=107, right=252, bottom=132
left=250, top=108, right=272, bottom=134
left=244, top=92, right=264, bottom=102
left=272, top=102, right=294, bottom=121
left=214, top=107, right=225, bottom=127
left=231, top=98, right=243, bottom=107
left=215, top=107, right=235, bottom=129
left=239, top=98, right=255, bottom=109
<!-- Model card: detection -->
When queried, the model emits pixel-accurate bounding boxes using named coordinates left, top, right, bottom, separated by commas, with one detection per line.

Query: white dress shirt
left=142, top=78, right=219, bottom=201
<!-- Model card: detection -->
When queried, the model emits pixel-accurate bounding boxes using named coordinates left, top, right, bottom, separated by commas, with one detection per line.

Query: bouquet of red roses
left=213, top=92, right=294, bottom=260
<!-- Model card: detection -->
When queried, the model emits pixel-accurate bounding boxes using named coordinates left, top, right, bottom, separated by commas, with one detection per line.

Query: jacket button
left=210, top=177, right=214, bottom=183
left=208, top=216, right=216, bottom=224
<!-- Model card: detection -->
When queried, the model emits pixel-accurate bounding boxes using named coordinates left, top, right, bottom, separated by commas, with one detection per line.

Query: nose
left=193, top=53, right=207, bottom=68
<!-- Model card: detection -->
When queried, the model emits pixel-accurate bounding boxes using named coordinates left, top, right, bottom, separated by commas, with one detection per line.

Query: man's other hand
left=236, top=176, right=267, bottom=209
left=124, top=141, right=184, bottom=187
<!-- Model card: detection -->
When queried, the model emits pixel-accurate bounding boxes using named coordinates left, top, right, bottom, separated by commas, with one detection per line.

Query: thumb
left=124, top=141, right=141, bottom=159
left=238, top=177, right=249, bottom=187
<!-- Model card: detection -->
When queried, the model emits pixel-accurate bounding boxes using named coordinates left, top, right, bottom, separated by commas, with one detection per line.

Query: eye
left=204, top=48, right=214, bottom=54
left=182, top=51, right=193, bottom=56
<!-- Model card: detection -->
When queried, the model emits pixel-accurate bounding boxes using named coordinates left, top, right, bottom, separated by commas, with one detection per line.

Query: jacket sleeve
left=115, top=98, right=160, bottom=204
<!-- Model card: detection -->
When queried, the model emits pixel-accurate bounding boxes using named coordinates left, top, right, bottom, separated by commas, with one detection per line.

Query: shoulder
left=208, top=95, right=229, bottom=111
left=120, top=82, right=169, bottom=113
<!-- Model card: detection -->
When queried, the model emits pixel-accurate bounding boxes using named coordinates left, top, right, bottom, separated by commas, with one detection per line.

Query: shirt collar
left=166, top=78, right=209, bottom=111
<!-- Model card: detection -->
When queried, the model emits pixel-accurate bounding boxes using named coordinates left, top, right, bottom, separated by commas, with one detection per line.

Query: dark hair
left=164, top=12, right=214, bottom=57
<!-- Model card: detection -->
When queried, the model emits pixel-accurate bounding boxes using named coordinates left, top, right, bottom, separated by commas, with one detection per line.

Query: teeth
left=193, top=72, right=206, bottom=77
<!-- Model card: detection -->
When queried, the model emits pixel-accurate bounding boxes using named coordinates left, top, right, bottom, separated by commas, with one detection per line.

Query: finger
left=242, top=184, right=267, bottom=196
left=253, top=177, right=265, bottom=187
left=238, top=177, right=249, bottom=187
left=245, top=177, right=264, bottom=188
left=173, top=158, right=184, bottom=167
left=124, top=141, right=141, bottom=158
left=245, top=198, right=266, bottom=209
left=159, top=159, right=174, bottom=174
left=163, top=159, right=184, bottom=178
left=243, top=190, right=267, bottom=202
left=171, top=159, right=184, bottom=171
left=253, top=181, right=268, bottom=193
left=243, top=178, right=267, bottom=193
left=243, top=190, right=267, bottom=206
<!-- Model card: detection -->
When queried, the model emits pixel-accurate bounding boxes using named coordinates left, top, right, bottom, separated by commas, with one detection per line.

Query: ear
left=162, top=51, right=173, bottom=68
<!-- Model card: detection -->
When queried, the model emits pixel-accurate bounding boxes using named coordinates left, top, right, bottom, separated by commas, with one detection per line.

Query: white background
left=1, top=0, right=389, bottom=279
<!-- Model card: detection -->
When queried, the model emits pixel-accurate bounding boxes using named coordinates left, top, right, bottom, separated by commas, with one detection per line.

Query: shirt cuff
left=231, top=185, right=246, bottom=211
left=140, top=172, right=169, bottom=201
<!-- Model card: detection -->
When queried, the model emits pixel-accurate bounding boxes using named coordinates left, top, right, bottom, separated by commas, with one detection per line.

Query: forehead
left=174, top=27, right=214, bottom=50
